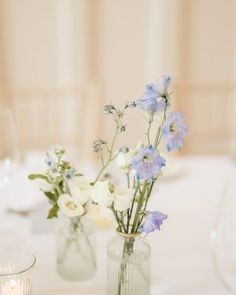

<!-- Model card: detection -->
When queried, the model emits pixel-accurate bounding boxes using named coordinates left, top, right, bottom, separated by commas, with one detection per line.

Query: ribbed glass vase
left=107, top=232, right=150, bottom=295
left=55, top=216, right=96, bottom=281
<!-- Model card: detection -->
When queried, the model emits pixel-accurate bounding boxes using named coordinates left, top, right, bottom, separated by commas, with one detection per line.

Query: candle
left=0, top=249, right=35, bottom=295
left=1, top=279, right=24, bottom=295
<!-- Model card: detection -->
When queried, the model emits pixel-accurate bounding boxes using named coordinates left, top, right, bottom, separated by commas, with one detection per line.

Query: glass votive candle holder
left=0, top=249, right=36, bottom=295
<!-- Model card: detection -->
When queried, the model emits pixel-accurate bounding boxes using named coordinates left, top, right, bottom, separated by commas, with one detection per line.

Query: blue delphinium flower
left=131, top=146, right=165, bottom=180
left=162, top=112, right=188, bottom=152
left=136, top=95, right=166, bottom=114
left=136, top=75, right=171, bottom=114
left=155, top=74, right=171, bottom=98
left=140, top=211, right=167, bottom=234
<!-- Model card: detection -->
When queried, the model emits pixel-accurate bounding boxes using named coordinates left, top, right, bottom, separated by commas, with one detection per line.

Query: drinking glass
left=0, top=108, right=19, bottom=187
left=0, top=249, right=36, bottom=295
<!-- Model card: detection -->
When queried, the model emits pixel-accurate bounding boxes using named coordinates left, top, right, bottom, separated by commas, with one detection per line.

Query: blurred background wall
left=0, top=0, right=235, bottom=158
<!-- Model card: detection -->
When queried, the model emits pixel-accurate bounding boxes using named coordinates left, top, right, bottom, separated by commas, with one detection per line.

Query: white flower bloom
left=99, top=206, right=114, bottom=220
left=115, top=149, right=135, bottom=172
left=69, top=180, right=91, bottom=205
left=34, top=178, right=53, bottom=192
left=44, top=153, right=58, bottom=171
left=113, top=185, right=133, bottom=211
left=90, top=180, right=114, bottom=207
left=57, top=194, right=84, bottom=217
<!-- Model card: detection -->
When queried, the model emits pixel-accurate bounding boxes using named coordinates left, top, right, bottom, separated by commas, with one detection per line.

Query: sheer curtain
left=0, top=0, right=103, bottom=160
left=145, top=0, right=236, bottom=154
left=0, top=0, right=235, bottom=155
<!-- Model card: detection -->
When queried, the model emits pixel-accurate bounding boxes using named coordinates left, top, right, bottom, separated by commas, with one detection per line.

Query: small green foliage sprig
left=29, top=145, right=82, bottom=218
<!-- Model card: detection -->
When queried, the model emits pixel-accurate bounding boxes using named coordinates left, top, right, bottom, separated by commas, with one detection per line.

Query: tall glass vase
left=107, top=232, right=150, bottom=295
left=55, top=216, right=96, bottom=281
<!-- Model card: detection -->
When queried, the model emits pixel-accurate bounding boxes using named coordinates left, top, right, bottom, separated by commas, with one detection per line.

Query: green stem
left=147, top=114, right=153, bottom=145
left=117, top=236, right=137, bottom=295
left=54, top=182, right=63, bottom=195
left=92, top=123, right=120, bottom=185
left=92, top=159, right=110, bottom=185
left=126, top=172, right=130, bottom=188
left=126, top=187, right=138, bottom=232
left=100, top=152, right=105, bottom=167
left=131, top=181, right=148, bottom=233
left=154, top=105, right=167, bottom=147
left=138, top=180, right=155, bottom=228
left=111, top=206, right=126, bottom=232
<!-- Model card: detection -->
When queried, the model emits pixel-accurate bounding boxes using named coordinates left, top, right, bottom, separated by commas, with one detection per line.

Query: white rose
left=57, top=194, right=85, bottom=217
left=115, top=149, right=135, bottom=172
left=68, top=180, right=91, bottom=205
left=113, top=185, right=133, bottom=211
left=90, top=181, right=114, bottom=207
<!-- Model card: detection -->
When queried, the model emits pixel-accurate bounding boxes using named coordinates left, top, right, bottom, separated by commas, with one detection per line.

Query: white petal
left=69, top=180, right=91, bottom=205
left=113, top=185, right=133, bottom=211
left=90, top=181, right=114, bottom=207
left=57, top=194, right=85, bottom=217
left=115, top=149, right=135, bottom=171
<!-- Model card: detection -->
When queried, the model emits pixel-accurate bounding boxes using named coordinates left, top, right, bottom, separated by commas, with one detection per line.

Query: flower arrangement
left=28, top=74, right=188, bottom=291
left=28, top=146, right=97, bottom=281
left=89, top=74, right=188, bottom=236
left=28, top=145, right=90, bottom=219
left=29, top=75, right=187, bottom=233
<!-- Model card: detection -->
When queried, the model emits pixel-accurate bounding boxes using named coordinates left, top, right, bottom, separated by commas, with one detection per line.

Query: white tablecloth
left=0, top=155, right=234, bottom=295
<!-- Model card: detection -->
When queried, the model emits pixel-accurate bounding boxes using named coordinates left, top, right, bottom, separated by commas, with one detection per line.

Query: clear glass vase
left=55, top=216, right=96, bottom=281
left=107, top=232, right=150, bottom=295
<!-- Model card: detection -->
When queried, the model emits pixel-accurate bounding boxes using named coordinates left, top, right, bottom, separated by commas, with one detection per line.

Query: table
left=0, top=155, right=234, bottom=294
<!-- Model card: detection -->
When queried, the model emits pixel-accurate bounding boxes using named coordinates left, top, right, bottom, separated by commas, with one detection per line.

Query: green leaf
left=44, top=191, right=58, bottom=204
left=28, top=174, right=48, bottom=181
left=47, top=204, right=59, bottom=219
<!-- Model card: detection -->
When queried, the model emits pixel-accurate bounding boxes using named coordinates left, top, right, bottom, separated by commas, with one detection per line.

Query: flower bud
left=120, top=125, right=126, bottom=132
left=92, top=139, right=107, bottom=152
left=125, top=101, right=136, bottom=109
left=104, top=104, right=116, bottom=114
left=119, top=146, right=129, bottom=153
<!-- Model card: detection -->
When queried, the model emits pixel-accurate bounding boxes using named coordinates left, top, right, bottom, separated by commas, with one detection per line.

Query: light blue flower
left=44, top=153, right=58, bottom=171
left=155, top=74, right=171, bottom=98
left=162, top=112, right=188, bottom=152
left=136, top=96, right=166, bottom=114
left=140, top=211, right=167, bottom=234
left=131, top=146, right=165, bottom=180
left=136, top=75, right=171, bottom=114
left=64, top=167, right=76, bottom=181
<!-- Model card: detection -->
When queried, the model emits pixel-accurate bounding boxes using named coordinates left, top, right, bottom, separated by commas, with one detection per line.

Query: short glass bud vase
left=107, top=231, right=151, bottom=295
left=55, top=216, right=96, bottom=281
